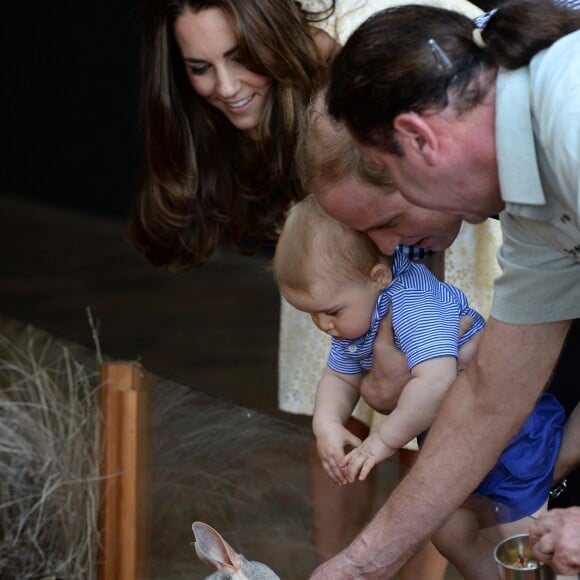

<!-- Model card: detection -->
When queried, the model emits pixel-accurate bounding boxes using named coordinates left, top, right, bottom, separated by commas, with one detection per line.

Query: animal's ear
left=192, top=521, right=240, bottom=574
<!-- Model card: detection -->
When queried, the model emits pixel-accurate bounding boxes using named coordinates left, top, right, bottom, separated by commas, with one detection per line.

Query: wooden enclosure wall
left=99, top=362, right=154, bottom=580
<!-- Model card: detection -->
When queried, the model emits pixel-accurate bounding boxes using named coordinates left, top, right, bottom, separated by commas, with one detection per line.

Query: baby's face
left=282, top=277, right=380, bottom=340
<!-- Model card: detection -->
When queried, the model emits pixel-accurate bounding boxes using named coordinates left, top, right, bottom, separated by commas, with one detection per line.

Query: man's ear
left=370, top=263, right=392, bottom=289
left=393, top=113, right=438, bottom=165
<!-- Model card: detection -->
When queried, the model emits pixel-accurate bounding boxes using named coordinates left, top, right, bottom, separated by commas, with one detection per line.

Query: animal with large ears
left=192, top=521, right=280, bottom=579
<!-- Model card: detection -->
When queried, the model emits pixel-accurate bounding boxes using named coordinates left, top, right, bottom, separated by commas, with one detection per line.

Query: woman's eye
left=188, top=63, right=209, bottom=76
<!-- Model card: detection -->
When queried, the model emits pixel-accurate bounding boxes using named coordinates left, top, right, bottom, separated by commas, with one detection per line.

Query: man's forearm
left=341, top=374, right=497, bottom=577
left=339, top=318, right=570, bottom=577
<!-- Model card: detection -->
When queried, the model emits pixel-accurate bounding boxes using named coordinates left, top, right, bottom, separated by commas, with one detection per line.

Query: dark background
left=0, top=0, right=498, bottom=221
left=0, top=0, right=142, bottom=219
left=0, top=1, right=283, bottom=421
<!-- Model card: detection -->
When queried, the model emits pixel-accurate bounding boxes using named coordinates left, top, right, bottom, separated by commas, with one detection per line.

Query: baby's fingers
left=340, top=446, right=358, bottom=468
left=322, top=460, right=348, bottom=486
left=344, top=448, right=377, bottom=482
left=357, top=456, right=377, bottom=481
left=344, top=450, right=367, bottom=483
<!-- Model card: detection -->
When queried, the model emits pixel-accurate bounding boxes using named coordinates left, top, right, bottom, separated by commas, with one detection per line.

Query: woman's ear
left=370, top=263, right=392, bottom=289
left=393, top=112, right=439, bottom=165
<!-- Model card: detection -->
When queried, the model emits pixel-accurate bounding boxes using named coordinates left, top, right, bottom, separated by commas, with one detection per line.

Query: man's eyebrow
left=183, top=47, right=237, bottom=63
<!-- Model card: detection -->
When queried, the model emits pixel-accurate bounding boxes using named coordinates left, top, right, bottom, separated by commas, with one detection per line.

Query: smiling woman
left=128, top=0, right=333, bottom=268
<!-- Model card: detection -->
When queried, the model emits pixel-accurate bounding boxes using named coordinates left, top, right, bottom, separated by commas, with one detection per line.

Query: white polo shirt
left=491, top=30, right=580, bottom=324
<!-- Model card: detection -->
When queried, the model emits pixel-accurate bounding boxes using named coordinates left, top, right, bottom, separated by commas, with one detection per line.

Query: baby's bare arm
left=375, top=356, right=457, bottom=451
left=313, top=367, right=361, bottom=435
left=343, top=356, right=458, bottom=483
left=313, top=368, right=363, bottom=484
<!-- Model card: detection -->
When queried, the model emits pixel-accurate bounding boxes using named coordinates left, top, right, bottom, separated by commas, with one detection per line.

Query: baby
left=273, top=194, right=485, bottom=485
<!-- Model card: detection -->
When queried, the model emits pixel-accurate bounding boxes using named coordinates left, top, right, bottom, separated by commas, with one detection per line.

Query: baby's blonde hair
left=274, top=194, right=388, bottom=292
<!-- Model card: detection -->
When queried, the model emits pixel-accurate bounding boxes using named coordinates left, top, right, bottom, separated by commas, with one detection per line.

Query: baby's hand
left=341, top=433, right=396, bottom=482
left=316, top=423, right=362, bottom=485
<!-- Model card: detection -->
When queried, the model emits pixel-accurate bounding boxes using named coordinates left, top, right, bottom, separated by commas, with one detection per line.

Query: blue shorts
left=417, top=393, right=564, bottom=522
left=474, top=392, right=564, bottom=522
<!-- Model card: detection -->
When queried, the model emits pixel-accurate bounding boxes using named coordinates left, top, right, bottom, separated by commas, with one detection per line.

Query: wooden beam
left=99, top=361, right=153, bottom=580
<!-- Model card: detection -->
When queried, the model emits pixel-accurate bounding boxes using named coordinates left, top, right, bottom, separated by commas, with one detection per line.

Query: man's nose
left=368, top=231, right=399, bottom=256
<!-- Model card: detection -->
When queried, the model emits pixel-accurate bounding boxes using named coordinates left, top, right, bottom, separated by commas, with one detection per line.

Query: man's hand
left=530, top=507, right=580, bottom=575
left=309, top=529, right=403, bottom=579
left=360, top=312, right=475, bottom=411
left=457, top=315, right=476, bottom=371
left=309, top=552, right=359, bottom=579
left=360, top=310, right=408, bottom=413
left=309, top=552, right=363, bottom=579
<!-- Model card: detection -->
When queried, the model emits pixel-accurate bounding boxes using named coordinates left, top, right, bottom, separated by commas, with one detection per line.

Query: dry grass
left=0, top=319, right=316, bottom=579
left=0, top=329, right=102, bottom=579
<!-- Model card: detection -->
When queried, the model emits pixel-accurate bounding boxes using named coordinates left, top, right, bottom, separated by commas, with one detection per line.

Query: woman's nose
left=215, top=65, right=239, bottom=99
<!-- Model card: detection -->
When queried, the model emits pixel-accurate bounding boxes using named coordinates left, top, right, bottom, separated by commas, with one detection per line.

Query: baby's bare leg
left=432, top=499, right=498, bottom=580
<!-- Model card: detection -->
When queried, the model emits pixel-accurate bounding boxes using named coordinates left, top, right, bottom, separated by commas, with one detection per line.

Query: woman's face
left=173, top=7, right=272, bottom=131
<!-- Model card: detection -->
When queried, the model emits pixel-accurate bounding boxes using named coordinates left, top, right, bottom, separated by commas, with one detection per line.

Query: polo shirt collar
left=495, top=66, right=546, bottom=206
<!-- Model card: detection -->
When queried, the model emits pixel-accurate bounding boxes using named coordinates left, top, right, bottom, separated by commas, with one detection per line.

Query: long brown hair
left=327, top=0, right=580, bottom=153
left=129, top=0, right=333, bottom=269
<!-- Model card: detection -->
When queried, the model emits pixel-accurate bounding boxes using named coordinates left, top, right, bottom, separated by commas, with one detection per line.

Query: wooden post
left=99, top=362, right=154, bottom=580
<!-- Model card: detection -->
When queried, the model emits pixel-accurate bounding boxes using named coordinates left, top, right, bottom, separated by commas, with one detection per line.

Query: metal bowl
left=494, top=534, right=555, bottom=579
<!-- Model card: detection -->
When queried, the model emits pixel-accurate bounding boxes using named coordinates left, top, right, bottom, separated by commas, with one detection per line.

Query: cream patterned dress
left=278, top=0, right=502, bottom=433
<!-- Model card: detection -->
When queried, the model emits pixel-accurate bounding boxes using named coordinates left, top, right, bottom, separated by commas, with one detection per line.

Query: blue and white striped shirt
left=327, top=251, right=486, bottom=374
